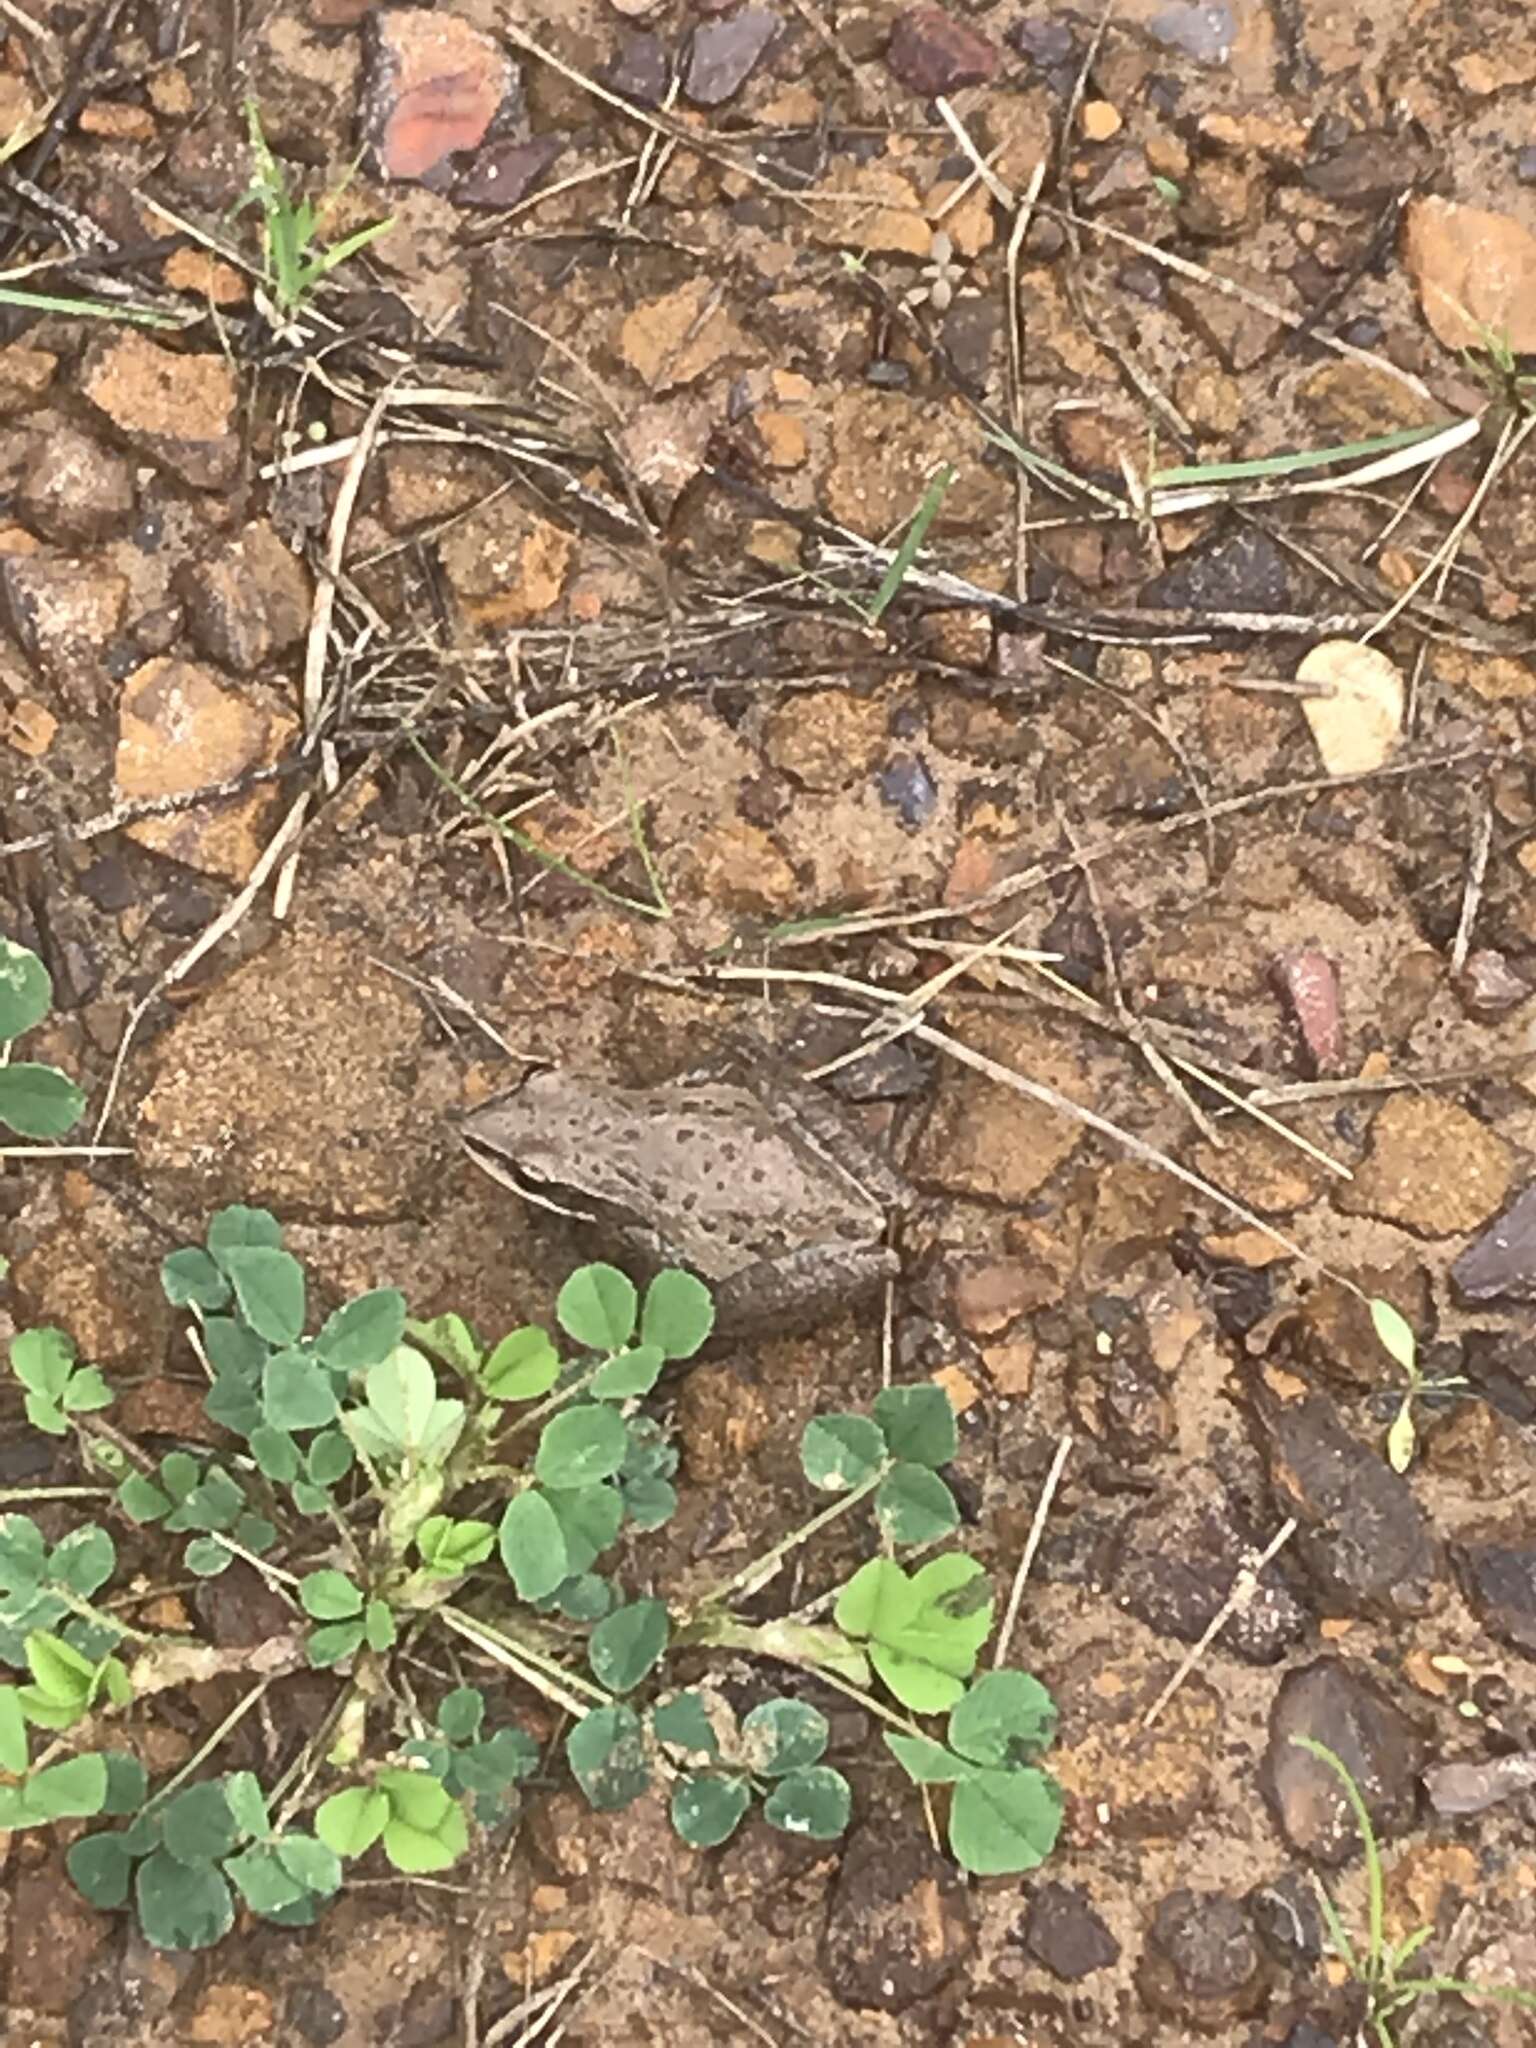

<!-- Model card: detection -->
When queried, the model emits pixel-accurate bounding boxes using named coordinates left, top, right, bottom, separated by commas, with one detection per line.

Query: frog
left=460, top=1063, right=910, bottom=1336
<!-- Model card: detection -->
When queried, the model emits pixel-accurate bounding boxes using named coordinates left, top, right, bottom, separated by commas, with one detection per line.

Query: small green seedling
left=0, top=1212, right=1061, bottom=1956
left=234, top=100, right=393, bottom=329
left=1369, top=1298, right=1467, bottom=1473
left=8, top=1328, right=112, bottom=1436
left=1294, top=1736, right=1536, bottom=2044
left=0, top=936, right=85, bottom=1140
left=1459, top=324, right=1536, bottom=417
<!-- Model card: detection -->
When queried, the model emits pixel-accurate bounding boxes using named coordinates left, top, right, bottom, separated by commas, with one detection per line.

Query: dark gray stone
left=1139, top=1888, right=1267, bottom=2024
left=1263, top=1657, right=1424, bottom=1865
left=821, top=1823, right=973, bottom=2012
left=1251, top=1390, right=1440, bottom=1617
left=1455, top=1538, right=1536, bottom=1658
left=1022, top=1882, right=1121, bottom=1980
left=1453, top=1184, right=1536, bottom=1303
left=684, top=7, right=782, bottom=106
left=1115, top=1481, right=1310, bottom=1664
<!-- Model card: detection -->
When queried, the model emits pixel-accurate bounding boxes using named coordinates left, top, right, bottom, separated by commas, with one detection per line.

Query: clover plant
left=0, top=1206, right=1062, bottom=1955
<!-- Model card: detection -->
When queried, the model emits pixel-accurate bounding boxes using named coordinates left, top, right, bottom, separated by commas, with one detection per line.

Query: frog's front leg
left=713, top=1243, right=899, bottom=1338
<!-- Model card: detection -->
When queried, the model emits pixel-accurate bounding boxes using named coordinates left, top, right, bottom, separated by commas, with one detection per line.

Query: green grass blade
left=613, top=733, right=671, bottom=920
left=310, top=219, right=393, bottom=277
left=984, top=424, right=1129, bottom=512
left=1387, top=1925, right=1435, bottom=1979
left=407, top=737, right=669, bottom=920
left=1291, top=1737, right=1384, bottom=1973
left=866, top=464, right=954, bottom=625
left=0, top=287, right=179, bottom=327
left=1149, top=422, right=1448, bottom=489
left=1309, top=1872, right=1360, bottom=1980
left=1398, top=1977, right=1536, bottom=2010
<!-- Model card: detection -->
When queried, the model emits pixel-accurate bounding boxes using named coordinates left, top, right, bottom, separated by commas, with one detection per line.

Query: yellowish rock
left=1297, top=638, right=1404, bottom=776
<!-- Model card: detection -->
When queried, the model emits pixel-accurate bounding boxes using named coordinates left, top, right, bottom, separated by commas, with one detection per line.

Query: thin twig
left=1142, top=1518, right=1297, bottom=1726
left=994, top=1433, right=1072, bottom=1668
left=1448, top=786, right=1493, bottom=977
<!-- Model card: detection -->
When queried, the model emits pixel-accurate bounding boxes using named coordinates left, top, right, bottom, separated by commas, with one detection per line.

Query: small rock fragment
left=1247, top=1871, right=1324, bottom=1967
left=1297, top=638, right=1404, bottom=776
left=283, top=1982, right=347, bottom=2046
left=380, top=444, right=505, bottom=533
left=1306, top=132, right=1431, bottom=209
left=821, top=1823, right=973, bottom=2011
left=1296, top=361, right=1441, bottom=439
left=1142, top=525, right=1298, bottom=610
left=1021, top=1883, right=1121, bottom=1980
left=1336, top=1094, right=1513, bottom=1238
left=885, top=5, right=998, bottom=95
left=912, top=1011, right=1086, bottom=1202
left=878, top=751, right=938, bottom=829
left=618, top=276, right=747, bottom=391
left=115, top=658, right=299, bottom=882
left=1252, top=1389, right=1440, bottom=1616
left=1404, top=196, right=1536, bottom=352
left=1453, top=1184, right=1536, bottom=1303
left=606, top=30, right=669, bottom=104
left=1273, top=947, right=1343, bottom=1074
left=1424, top=1751, right=1536, bottom=1818
left=361, top=8, right=514, bottom=184
left=0, top=555, right=128, bottom=711
left=0, top=346, right=57, bottom=417
left=754, top=408, right=807, bottom=469
left=1148, top=2, right=1236, bottom=62
left=1263, top=1657, right=1425, bottom=1864
left=453, top=135, right=563, bottom=209
left=1052, top=1654, right=1221, bottom=1838
left=80, top=331, right=237, bottom=489
left=178, top=522, right=311, bottom=674
left=677, top=817, right=799, bottom=918
left=436, top=500, right=574, bottom=625
left=1454, top=1537, right=1536, bottom=1657
left=1454, top=948, right=1532, bottom=1021
left=16, top=423, right=134, bottom=546
left=684, top=7, right=782, bottom=105
left=1081, top=100, right=1123, bottom=142
left=1114, top=1482, right=1309, bottom=1664
left=763, top=688, right=888, bottom=791
left=1138, top=1889, right=1267, bottom=2026
left=1, top=692, right=57, bottom=756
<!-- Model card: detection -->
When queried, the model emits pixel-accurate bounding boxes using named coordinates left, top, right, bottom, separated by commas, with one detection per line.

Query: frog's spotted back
left=460, top=1064, right=906, bottom=1327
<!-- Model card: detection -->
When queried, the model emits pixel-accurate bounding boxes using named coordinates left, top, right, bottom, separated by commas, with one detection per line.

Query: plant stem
left=779, top=1660, right=931, bottom=1741
left=52, top=1584, right=161, bottom=1646
left=140, top=1678, right=273, bottom=1816
left=0, top=1486, right=113, bottom=1505
left=685, top=1466, right=887, bottom=1614
left=439, top=1606, right=607, bottom=1716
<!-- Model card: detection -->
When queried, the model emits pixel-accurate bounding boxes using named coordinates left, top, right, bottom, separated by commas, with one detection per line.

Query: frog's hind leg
left=713, top=1243, right=899, bottom=1338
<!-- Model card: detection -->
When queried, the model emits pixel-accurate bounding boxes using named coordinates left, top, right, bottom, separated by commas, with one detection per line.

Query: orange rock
left=79, top=98, right=155, bottom=140
left=163, top=246, right=248, bottom=305
left=755, top=408, right=807, bottom=469
left=1403, top=196, right=1536, bottom=352
left=115, top=658, right=299, bottom=882
left=1081, top=100, right=1123, bottom=142
left=618, top=276, right=747, bottom=392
